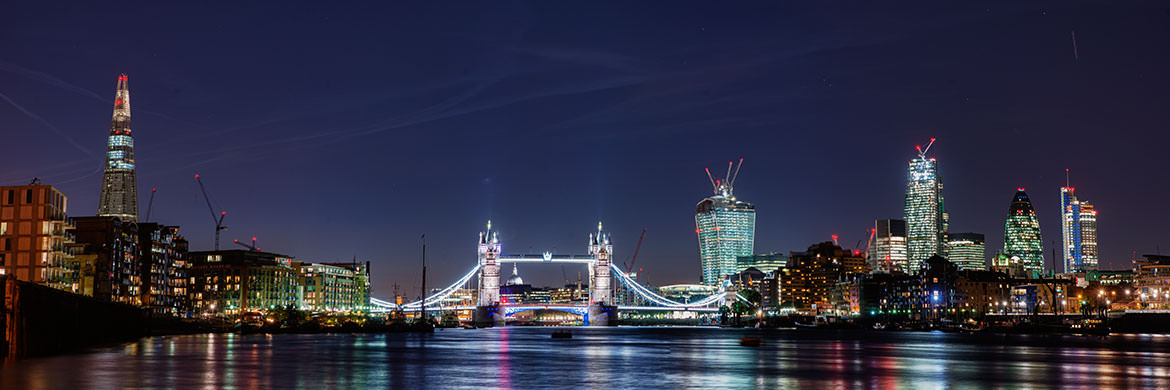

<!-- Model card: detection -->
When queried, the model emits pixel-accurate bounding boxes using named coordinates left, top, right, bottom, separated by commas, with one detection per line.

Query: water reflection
left=2, top=328, right=1170, bottom=389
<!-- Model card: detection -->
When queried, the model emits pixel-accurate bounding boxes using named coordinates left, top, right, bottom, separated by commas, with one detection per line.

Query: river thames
left=2, top=327, right=1169, bottom=389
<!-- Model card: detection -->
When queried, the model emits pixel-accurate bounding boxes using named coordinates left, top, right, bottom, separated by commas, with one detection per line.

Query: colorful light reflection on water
left=2, top=328, right=1168, bottom=389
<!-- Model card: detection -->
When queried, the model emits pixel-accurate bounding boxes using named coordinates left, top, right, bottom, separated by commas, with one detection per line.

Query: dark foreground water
left=3, top=327, right=1169, bottom=389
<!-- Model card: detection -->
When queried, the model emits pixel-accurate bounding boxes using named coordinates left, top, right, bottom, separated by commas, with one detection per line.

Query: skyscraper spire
left=97, top=73, right=139, bottom=221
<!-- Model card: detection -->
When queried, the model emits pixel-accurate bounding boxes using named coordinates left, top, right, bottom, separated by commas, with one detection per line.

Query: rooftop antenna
left=917, top=137, right=937, bottom=159
left=729, top=158, right=744, bottom=187
left=1065, top=168, right=1071, bottom=189
left=704, top=167, right=718, bottom=193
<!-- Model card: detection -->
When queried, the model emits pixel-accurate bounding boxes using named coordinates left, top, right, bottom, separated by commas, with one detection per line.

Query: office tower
left=1061, top=171, right=1099, bottom=272
left=1004, top=189, right=1044, bottom=274
left=97, top=74, right=139, bottom=222
left=0, top=184, right=75, bottom=289
left=947, top=232, right=986, bottom=270
left=867, top=219, right=908, bottom=272
left=904, top=139, right=948, bottom=271
left=696, top=159, right=755, bottom=286
left=735, top=253, right=788, bottom=274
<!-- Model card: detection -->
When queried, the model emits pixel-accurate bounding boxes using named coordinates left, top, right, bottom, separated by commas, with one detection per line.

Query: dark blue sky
left=2, top=2, right=1168, bottom=297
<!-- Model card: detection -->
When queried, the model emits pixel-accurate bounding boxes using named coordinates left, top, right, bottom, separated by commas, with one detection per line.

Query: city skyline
left=2, top=2, right=1169, bottom=293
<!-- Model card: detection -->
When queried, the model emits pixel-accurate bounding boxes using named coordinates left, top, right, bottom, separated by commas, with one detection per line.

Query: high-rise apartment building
left=696, top=159, right=755, bottom=286
left=0, top=184, right=75, bottom=288
left=867, top=219, right=908, bottom=272
left=904, top=139, right=948, bottom=271
left=947, top=232, right=986, bottom=270
left=72, top=216, right=142, bottom=305
left=1061, top=172, right=1098, bottom=272
left=138, top=223, right=190, bottom=316
left=97, top=74, right=138, bottom=222
left=1004, top=189, right=1044, bottom=275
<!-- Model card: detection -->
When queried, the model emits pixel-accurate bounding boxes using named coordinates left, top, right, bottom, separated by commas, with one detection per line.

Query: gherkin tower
left=1004, top=189, right=1044, bottom=274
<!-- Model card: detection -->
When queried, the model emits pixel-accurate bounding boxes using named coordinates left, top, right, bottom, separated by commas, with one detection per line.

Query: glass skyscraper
left=696, top=160, right=755, bottom=286
left=98, top=74, right=139, bottom=221
left=867, top=219, right=908, bottom=272
left=904, top=140, right=948, bottom=272
left=1061, top=181, right=1098, bottom=272
left=947, top=232, right=986, bottom=270
left=1004, top=189, right=1044, bottom=274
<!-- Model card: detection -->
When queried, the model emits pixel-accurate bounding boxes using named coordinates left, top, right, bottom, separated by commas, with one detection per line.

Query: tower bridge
left=370, top=222, right=727, bottom=326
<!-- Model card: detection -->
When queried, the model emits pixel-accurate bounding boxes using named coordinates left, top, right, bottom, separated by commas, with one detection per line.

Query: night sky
left=2, top=2, right=1168, bottom=298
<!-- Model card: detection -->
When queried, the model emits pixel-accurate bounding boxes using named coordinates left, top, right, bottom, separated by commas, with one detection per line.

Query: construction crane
left=917, top=135, right=935, bottom=159
left=195, top=174, right=228, bottom=250
left=855, top=228, right=876, bottom=258
left=233, top=237, right=258, bottom=251
left=623, top=228, right=647, bottom=282
left=144, top=188, right=157, bottom=222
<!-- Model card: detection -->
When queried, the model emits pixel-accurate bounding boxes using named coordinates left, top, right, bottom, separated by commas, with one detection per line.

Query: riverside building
left=189, top=250, right=301, bottom=316
left=0, top=183, right=75, bottom=289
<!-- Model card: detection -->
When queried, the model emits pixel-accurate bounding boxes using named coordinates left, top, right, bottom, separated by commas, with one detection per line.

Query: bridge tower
left=475, top=221, right=504, bottom=326
left=587, top=222, right=616, bottom=326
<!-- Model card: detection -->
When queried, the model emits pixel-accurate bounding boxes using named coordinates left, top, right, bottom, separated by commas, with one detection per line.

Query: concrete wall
left=3, top=275, right=148, bottom=358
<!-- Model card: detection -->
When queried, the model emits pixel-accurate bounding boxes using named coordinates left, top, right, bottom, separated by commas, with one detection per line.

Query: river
left=2, top=327, right=1168, bottom=389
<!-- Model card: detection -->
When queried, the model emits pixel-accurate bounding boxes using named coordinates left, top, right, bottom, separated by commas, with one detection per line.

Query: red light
left=831, top=235, right=838, bottom=240
left=695, top=229, right=700, bottom=233
left=930, top=137, right=936, bottom=142
left=1017, top=187, right=1025, bottom=192
left=234, top=239, right=239, bottom=243
left=252, top=237, right=256, bottom=241
left=221, top=211, right=226, bottom=215
left=915, top=145, right=922, bottom=151
left=194, top=174, right=200, bottom=179
left=151, top=188, right=156, bottom=192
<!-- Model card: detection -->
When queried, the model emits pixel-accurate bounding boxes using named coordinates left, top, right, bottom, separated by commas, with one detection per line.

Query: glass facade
left=867, top=219, right=908, bottom=272
left=735, top=253, right=788, bottom=274
left=947, top=232, right=986, bottom=270
left=1061, top=186, right=1098, bottom=272
left=98, top=74, right=138, bottom=222
left=695, top=179, right=755, bottom=286
left=1004, top=190, right=1044, bottom=274
left=904, top=156, right=948, bottom=271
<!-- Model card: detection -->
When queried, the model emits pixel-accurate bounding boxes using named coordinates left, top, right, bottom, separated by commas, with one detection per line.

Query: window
left=6, top=190, right=12, bottom=204
left=26, top=189, right=33, bottom=204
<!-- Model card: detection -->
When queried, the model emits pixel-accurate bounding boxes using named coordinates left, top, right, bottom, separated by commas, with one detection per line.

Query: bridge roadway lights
left=474, top=304, right=504, bottom=327
left=587, top=304, right=617, bottom=326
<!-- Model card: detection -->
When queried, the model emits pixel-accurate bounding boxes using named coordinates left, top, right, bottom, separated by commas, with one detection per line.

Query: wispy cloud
left=0, top=91, right=96, bottom=158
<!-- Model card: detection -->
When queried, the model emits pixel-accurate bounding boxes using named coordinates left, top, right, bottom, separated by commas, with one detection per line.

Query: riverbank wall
left=2, top=275, right=149, bottom=358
